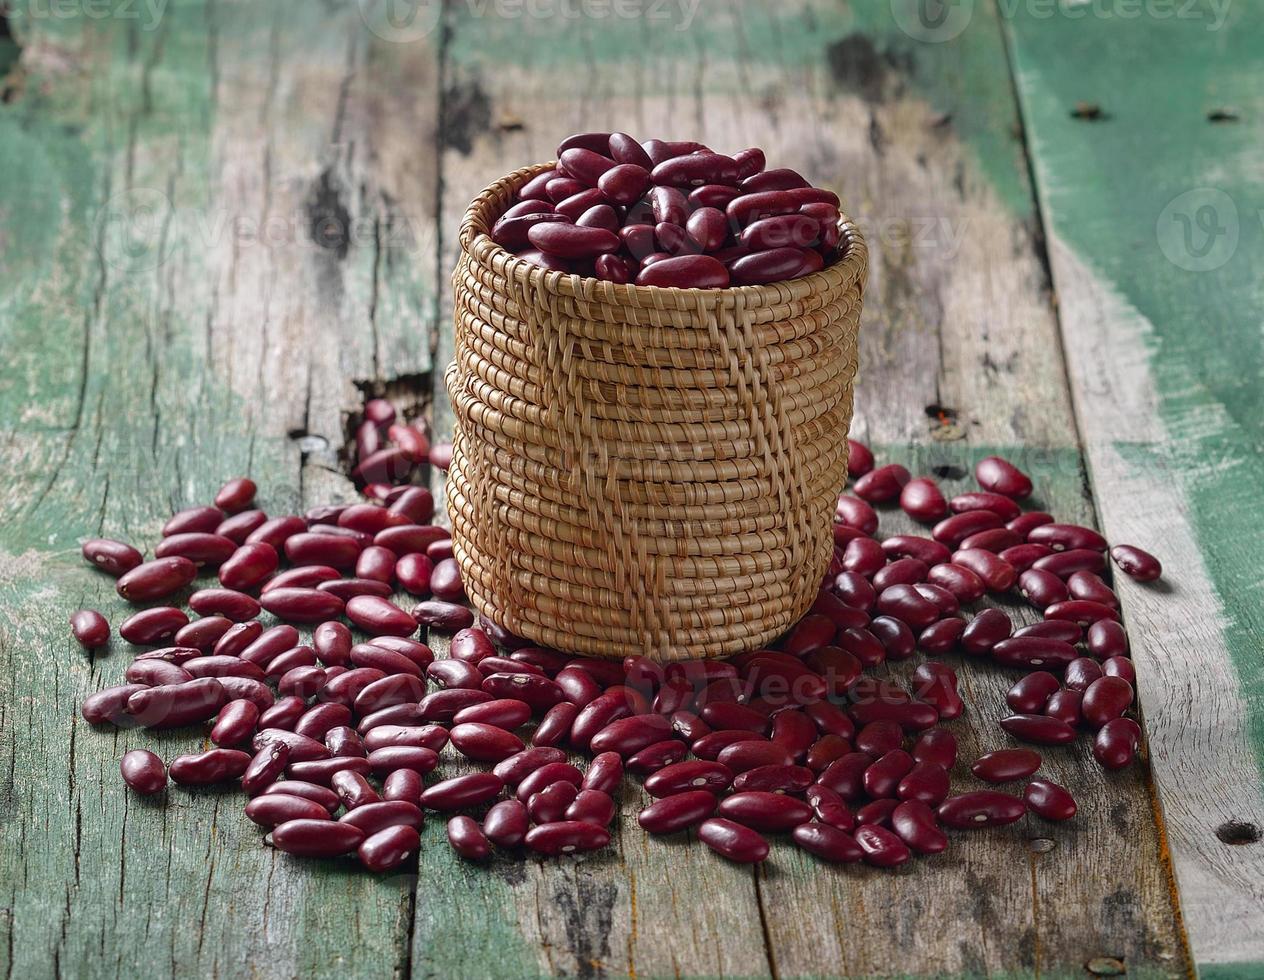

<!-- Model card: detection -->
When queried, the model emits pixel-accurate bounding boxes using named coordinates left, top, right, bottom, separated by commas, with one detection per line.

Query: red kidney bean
left=352, top=674, right=425, bottom=717
left=778, top=614, right=836, bottom=658
left=325, top=725, right=366, bottom=758
left=875, top=584, right=940, bottom=630
left=245, top=515, right=308, bottom=551
left=164, top=507, right=225, bottom=536
left=267, top=780, right=341, bottom=812
left=116, top=557, right=198, bottom=602
left=217, top=510, right=268, bottom=544
left=683, top=206, right=727, bottom=251
left=603, top=132, right=651, bottom=169
left=840, top=538, right=884, bottom=578
left=418, top=688, right=491, bottom=723
left=793, top=821, right=863, bottom=863
left=187, top=588, right=259, bottom=622
left=817, top=753, right=873, bottom=802
left=354, top=545, right=397, bottom=584
left=1005, top=513, right=1052, bottom=539
left=578, top=752, right=622, bottom=797
left=972, top=749, right=1042, bottom=784
left=1000, top=543, right=1055, bottom=573
left=558, top=147, right=618, bottom=186
left=864, top=750, right=916, bottom=799
left=1045, top=599, right=1119, bottom=627
left=1028, top=523, right=1107, bottom=553
left=359, top=824, right=421, bottom=872
left=1103, top=656, right=1136, bottom=684
left=154, top=532, right=237, bottom=567
left=1111, top=544, right=1162, bottom=582
left=933, top=510, right=1003, bottom=548
left=716, top=739, right=793, bottom=775
left=362, top=725, right=448, bottom=755
left=278, top=665, right=326, bottom=699
left=699, top=701, right=766, bottom=734
left=627, top=736, right=687, bottom=774
left=415, top=772, right=502, bottom=812
left=83, top=537, right=145, bottom=577
left=946, top=491, right=1018, bottom=522
left=255, top=728, right=331, bottom=763
left=900, top=478, right=948, bottom=522
left=890, top=800, right=948, bottom=855
left=594, top=253, right=633, bottom=283
left=529, top=702, right=577, bottom=749
left=1033, top=549, right=1107, bottom=579
left=210, top=698, right=260, bottom=747
left=515, top=763, right=585, bottom=805
left=82, top=684, right=147, bottom=725
left=1024, top=780, right=1077, bottom=821
left=909, top=730, right=955, bottom=771
left=1007, top=672, right=1060, bottom=714
left=272, top=819, right=364, bottom=857
left=525, top=820, right=611, bottom=856
left=369, top=635, right=433, bottom=669
left=363, top=745, right=439, bottom=778
left=527, top=221, right=619, bottom=259
left=213, top=477, right=256, bottom=514
left=1019, top=568, right=1071, bottom=610
left=283, top=533, right=359, bottom=570
left=927, top=563, right=986, bottom=603
left=127, top=677, right=227, bottom=729
left=1081, top=676, right=1134, bottom=729
left=528, top=781, right=578, bottom=825
left=258, top=696, right=306, bottom=730
left=961, top=527, right=1022, bottom=553
left=992, top=636, right=1078, bottom=671
left=952, top=549, right=1016, bottom=591
left=919, top=617, right=966, bottom=655
left=448, top=722, right=524, bottom=763
left=1085, top=621, right=1128, bottom=663
left=872, top=557, right=929, bottom=592
left=331, top=769, right=380, bottom=811
left=213, top=543, right=276, bottom=591
left=726, top=187, right=837, bottom=226
left=479, top=799, right=528, bottom=849
left=1044, top=689, right=1083, bottom=726
left=634, top=254, right=730, bottom=289
left=975, top=456, right=1032, bottom=499
left=490, top=747, right=564, bottom=788
left=246, top=794, right=331, bottom=828
left=566, top=789, right=616, bottom=828
left=169, top=748, right=251, bottom=785
left=453, top=698, right=530, bottom=730
left=239, top=625, right=299, bottom=666
left=375, top=524, right=448, bottom=556
left=833, top=571, right=877, bottom=612
left=912, top=583, right=959, bottom=618
left=125, top=658, right=192, bottom=686
left=695, top=817, right=767, bottom=863
left=413, top=600, right=475, bottom=633
left=938, top=791, right=1027, bottom=829
left=70, top=609, right=110, bottom=649
left=999, top=714, right=1077, bottom=746
left=120, top=749, right=167, bottom=795
left=1067, top=571, right=1118, bottom=608
left=853, top=824, right=910, bottom=867
left=241, top=742, right=291, bottom=794
left=261, top=567, right=342, bottom=594
left=805, top=734, right=851, bottom=773
left=846, top=438, right=874, bottom=478
left=729, top=146, right=764, bottom=180
left=640, top=760, right=729, bottom=799
left=741, top=167, right=809, bottom=192
left=654, top=220, right=697, bottom=257
left=1094, top=717, right=1142, bottom=769
left=882, top=535, right=952, bottom=568
left=652, top=152, right=738, bottom=188
left=740, top=214, right=819, bottom=251
left=480, top=672, right=563, bottom=713
left=809, top=591, right=870, bottom=631
left=256, top=587, right=343, bottom=624
left=428, top=558, right=464, bottom=602
left=386, top=487, right=434, bottom=525
left=892, top=761, right=948, bottom=807
left=852, top=697, right=938, bottom=733
left=852, top=463, right=911, bottom=504
left=798, top=787, right=849, bottom=832
left=732, top=763, right=814, bottom=796
left=174, top=616, right=233, bottom=651
left=770, top=709, right=816, bottom=761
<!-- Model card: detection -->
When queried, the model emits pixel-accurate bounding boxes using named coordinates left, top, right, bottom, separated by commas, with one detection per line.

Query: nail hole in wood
left=1215, top=820, right=1261, bottom=845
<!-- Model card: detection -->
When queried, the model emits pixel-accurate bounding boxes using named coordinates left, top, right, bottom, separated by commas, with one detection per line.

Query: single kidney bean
left=864, top=750, right=916, bottom=799
left=991, top=636, right=1078, bottom=671
left=1024, top=780, right=1077, bottom=821
left=1033, top=549, right=1107, bottom=579
left=245, top=515, right=308, bottom=551
left=241, top=742, right=290, bottom=795
left=340, top=595, right=414, bottom=637
left=1111, top=544, right=1162, bottom=582
left=525, top=820, right=611, bottom=856
left=246, top=794, right=331, bottom=827
left=652, top=152, right=738, bottom=188
left=949, top=491, right=1020, bottom=521
left=1044, top=689, right=1083, bottom=726
left=1045, top=599, right=1119, bottom=627
left=429, top=558, right=464, bottom=602
left=558, top=147, right=618, bottom=186
left=900, top=478, right=948, bottom=522
left=353, top=674, right=426, bottom=717
left=169, top=748, right=251, bottom=785
left=155, top=532, right=237, bottom=566
left=1086, top=621, right=1129, bottom=662
left=375, top=524, right=448, bottom=556
left=413, top=600, right=475, bottom=633
left=210, top=698, right=261, bottom=747
left=491, top=747, right=566, bottom=787
left=802, top=785, right=853, bottom=831
left=454, top=698, right=531, bottom=730
left=779, top=613, right=837, bottom=658
left=332, top=770, right=380, bottom=810
left=82, top=684, right=147, bottom=725
left=1006, top=512, right=1053, bottom=538
left=325, top=726, right=366, bottom=758
left=740, top=214, right=819, bottom=251
left=919, top=617, right=966, bottom=655
left=853, top=463, right=911, bottom=504
left=388, top=487, right=434, bottom=525
left=175, top=616, right=233, bottom=651
left=809, top=591, right=869, bottom=632
left=482, top=799, right=529, bottom=848
left=635, top=254, right=730, bottom=289
left=999, top=714, right=1077, bottom=746
left=360, top=825, right=421, bottom=872
left=515, top=762, right=584, bottom=803
left=419, top=688, right=492, bottom=723
left=873, top=557, right=929, bottom=592
left=581, top=751, right=624, bottom=795
left=449, top=628, right=495, bottom=666
left=272, top=819, right=364, bottom=857
left=239, top=625, right=299, bottom=666
left=961, top=527, right=1022, bottom=553
left=1094, top=717, right=1142, bottom=769
left=684, top=206, right=728, bottom=251
left=258, top=588, right=345, bottom=624
left=567, top=789, right=616, bottom=828
left=127, top=677, right=227, bottom=729
left=482, top=671, right=564, bottom=712
left=895, top=761, right=950, bottom=807
left=833, top=570, right=877, bottom=611
left=911, top=728, right=957, bottom=769
left=217, top=510, right=268, bottom=544
left=164, top=507, right=224, bottom=536
left=1067, top=571, right=1118, bottom=608
left=268, top=779, right=341, bottom=812
left=933, top=510, right=1004, bottom=548
left=771, top=709, right=817, bottom=760
left=83, top=538, right=144, bottom=576
left=817, top=753, right=874, bottom=802
left=732, top=764, right=814, bottom=795
left=730, top=146, right=765, bottom=180
left=120, top=749, right=167, bottom=795
left=846, top=438, right=874, bottom=478
left=875, top=584, right=940, bottom=630
left=259, top=696, right=306, bottom=730
left=927, top=563, right=986, bottom=603
left=70, top=609, right=110, bottom=649
left=891, top=800, right=948, bottom=855
left=528, top=781, right=579, bottom=825
left=369, top=635, right=433, bottom=669
left=294, top=703, right=353, bottom=743
left=951, top=549, right=1017, bottom=592
left=805, top=734, right=851, bottom=773
left=355, top=545, right=398, bottom=584
left=975, top=456, right=1032, bottom=499
left=215, top=543, right=277, bottom=591
left=364, top=746, right=439, bottom=778
left=1000, top=543, right=1055, bottom=573
left=125, top=659, right=192, bottom=686
left=528, top=221, right=619, bottom=259
left=726, top=187, right=837, bottom=226
left=594, top=253, right=633, bottom=283
left=284, top=533, right=360, bottom=570
left=214, top=477, right=256, bottom=514
left=852, top=698, right=938, bottom=732
left=654, top=220, right=697, bottom=257
left=1028, top=523, right=1107, bottom=552
left=884, top=535, right=952, bottom=567
left=254, top=728, right=331, bottom=763
left=362, top=724, right=447, bottom=754
left=697, top=818, right=769, bottom=863
left=1103, top=656, right=1136, bottom=684
left=1081, top=676, right=1134, bottom=729
left=419, top=773, right=503, bottom=812
left=938, top=791, right=1026, bottom=829
left=841, top=538, right=885, bottom=578
left=972, top=749, right=1042, bottom=783
left=606, top=132, right=653, bottom=169
left=644, top=760, right=733, bottom=798
left=853, top=824, right=910, bottom=867
left=533, top=702, right=581, bottom=748
left=716, top=739, right=793, bottom=775
left=794, top=821, right=863, bottom=863
left=188, top=588, right=260, bottom=622
left=449, top=722, right=524, bottom=763
left=116, top=557, right=198, bottom=602
left=1007, top=672, right=1060, bottom=713
left=627, top=740, right=688, bottom=774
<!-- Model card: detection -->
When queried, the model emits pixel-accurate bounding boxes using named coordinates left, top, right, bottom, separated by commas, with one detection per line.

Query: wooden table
left=2, top=2, right=1261, bottom=976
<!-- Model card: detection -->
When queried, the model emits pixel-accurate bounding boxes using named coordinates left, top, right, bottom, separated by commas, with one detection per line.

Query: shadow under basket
left=446, top=163, right=867, bottom=662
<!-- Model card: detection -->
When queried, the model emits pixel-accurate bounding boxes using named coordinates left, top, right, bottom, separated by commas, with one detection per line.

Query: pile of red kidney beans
left=73, top=398, right=1161, bottom=871
left=492, top=132, right=843, bottom=288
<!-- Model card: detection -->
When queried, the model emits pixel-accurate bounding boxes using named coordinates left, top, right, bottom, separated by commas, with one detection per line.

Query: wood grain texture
left=1001, top=4, right=1264, bottom=973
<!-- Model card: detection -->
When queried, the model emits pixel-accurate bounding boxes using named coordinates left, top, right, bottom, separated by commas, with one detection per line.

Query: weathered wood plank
left=1001, top=3, right=1264, bottom=974
left=0, top=4, right=438, bottom=976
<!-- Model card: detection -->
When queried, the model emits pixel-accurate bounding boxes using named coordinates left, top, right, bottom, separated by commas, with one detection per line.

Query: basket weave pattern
left=447, top=164, right=867, bottom=661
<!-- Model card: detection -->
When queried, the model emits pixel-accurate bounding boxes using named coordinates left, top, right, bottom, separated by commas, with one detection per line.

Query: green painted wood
left=999, top=2, right=1264, bottom=972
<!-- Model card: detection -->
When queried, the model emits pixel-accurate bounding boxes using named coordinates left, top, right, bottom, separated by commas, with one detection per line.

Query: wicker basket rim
left=459, top=161, right=868, bottom=310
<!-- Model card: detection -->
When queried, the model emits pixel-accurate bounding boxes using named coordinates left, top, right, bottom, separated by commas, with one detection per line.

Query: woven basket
left=446, top=163, right=866, bottom=662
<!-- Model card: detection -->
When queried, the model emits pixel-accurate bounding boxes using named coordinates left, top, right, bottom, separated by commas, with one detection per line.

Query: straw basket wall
left=446, top=163, right=867, bottom=662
